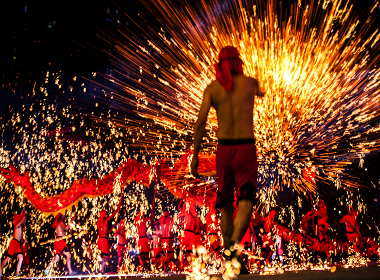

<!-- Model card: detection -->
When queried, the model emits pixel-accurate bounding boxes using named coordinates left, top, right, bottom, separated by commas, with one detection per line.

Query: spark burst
left=96, top=0, right=380, bottom=198
left=0, top=0, right=380, bottom=277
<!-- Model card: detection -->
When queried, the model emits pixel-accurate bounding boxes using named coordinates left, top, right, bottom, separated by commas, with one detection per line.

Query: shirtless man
left=1, top=211, right=27, bottom=277
left=159, top=211, right=175, bottom=271
left=133, top=212, right=151, bottom=269
left=151, top=221, right=163, bottom=268
left=97, top=193, right=124, bottom=273
left=305, top=200, right=329, bottom=241
left=115, top=219, right=128, bottom=270
left=44, top=212, right=76, bottom=276
left=339, top=206, right=361, bottom=252
left=191, top=46, right=264, bottom=274
left=177, top=200, right=198, bottom=269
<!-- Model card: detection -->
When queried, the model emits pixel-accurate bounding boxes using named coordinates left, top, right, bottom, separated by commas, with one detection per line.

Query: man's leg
left=0, top=256, right=11, bottom=276
left=221, top=202, right=234, bottom=248
left=230, top=200, right=254, bottom=244
left=118, top=256, right=123, bottom=269
left=100, top=255, right=108, bottom=273
left=62, top=251, right=73, bottom=274
left=15, top=254, right=23, bottom=275
left=45, top=254, right=60, bottom=275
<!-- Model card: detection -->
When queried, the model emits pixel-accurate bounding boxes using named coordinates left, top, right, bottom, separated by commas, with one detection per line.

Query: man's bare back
left=191, top=74, right=263, bottom=177
left=207, top=75, right=261, bottom=140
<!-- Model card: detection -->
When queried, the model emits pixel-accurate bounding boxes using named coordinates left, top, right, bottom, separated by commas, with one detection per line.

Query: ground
left=10, top=264, right=380, bottom=280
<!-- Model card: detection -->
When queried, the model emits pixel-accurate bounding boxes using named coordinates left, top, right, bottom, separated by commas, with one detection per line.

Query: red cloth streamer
left=6, top=150, right=217, bottom=215
left=213, top=46, right=244, bottom=91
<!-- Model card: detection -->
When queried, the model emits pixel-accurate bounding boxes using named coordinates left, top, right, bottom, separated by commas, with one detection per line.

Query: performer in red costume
left=151, top=221, right=163, bottom=268
left=191, top=46, right=264, bottom=275
left=178, top=200, right=198, bottom=269
left=97, top=193, right=124, bottom=274
left=44, top=212, right=77, bottom=276
left=133, top=212, right=151, bottom=269
left=205, top=209, right=222, bottom=255
left=1, top=211, right=27, bottom=277
left=305, top=200, right=329, bottom=242
left=339, top=206, right=361, bottom=253
left=159, top=211, right=175, bottom=271
left=261, top=210, right=277, bottom=265
left=115, top=219, right=128, bottom=270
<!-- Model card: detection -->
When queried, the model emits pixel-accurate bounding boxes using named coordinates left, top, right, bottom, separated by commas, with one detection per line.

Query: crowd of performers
left=1, top=196, right=379, bottom=277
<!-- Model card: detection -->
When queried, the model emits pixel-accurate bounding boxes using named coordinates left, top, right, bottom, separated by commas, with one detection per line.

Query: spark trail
left=96, top=0, right=380, bottom=198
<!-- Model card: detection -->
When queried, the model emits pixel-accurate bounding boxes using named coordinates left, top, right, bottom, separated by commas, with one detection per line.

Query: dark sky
left=1, top=0, right=379, bottom=127
left=1, top=0, right=379, bottom=87
left=0, top=0, right=125, bottom=128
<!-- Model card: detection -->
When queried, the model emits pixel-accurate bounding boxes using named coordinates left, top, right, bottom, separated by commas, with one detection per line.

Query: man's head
left=154, top=220, right=160, bottom=230
left=214, top=46, right=244, bottom=91
left=347, top=205, right=353, bottom=215
left=13, top=212, right=25, bottom=226
left=318, top=199, right=325, bottom=209
left=217, top=46, right=243, bottom=75
left=52, top=213, right=65, bottom=228
left=269, top=209, right=278, bottom=218
left=99, top=210, right=106, bottom=219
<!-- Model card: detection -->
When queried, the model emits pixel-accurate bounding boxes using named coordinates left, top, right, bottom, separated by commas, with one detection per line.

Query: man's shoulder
left=243, top=76, right=259, bottom=85
left=205, top=80, right=219, bottom=92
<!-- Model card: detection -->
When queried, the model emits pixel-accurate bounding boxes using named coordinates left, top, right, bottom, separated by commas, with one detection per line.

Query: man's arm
left=339, top=216, right=347, bottom=223
left=16, top=213, right=26, bottom=228
left=191, top=87, right=212, bottom=177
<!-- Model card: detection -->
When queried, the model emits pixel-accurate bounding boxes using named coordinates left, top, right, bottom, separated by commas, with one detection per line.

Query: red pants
left=117, top=244, right=127, bottom=258
left=162, top=238, right=174, bottom=262
left=152, top=246, right=162, bottom=257
left=138, top=236, right=150, bottom=253
left=180, top=230, right=196, bottom=251
left=216, top=140, right=258, bottom=208
left=162, top=238, right=174, bottom=252
left=54, top=239, right=69, bottom=256
left=347, top=232, right=360, bottom=243
left=97, top=237, right=109, bottom=256
left=6, top=238, right=22, bottom=258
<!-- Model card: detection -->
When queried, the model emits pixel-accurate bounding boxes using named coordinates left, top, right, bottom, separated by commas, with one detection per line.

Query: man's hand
left=191, top=155, right=199, bottom=178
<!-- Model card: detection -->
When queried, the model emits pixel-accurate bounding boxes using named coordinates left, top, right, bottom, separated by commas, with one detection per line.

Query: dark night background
left=0, top=1, right=380, bottom=271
